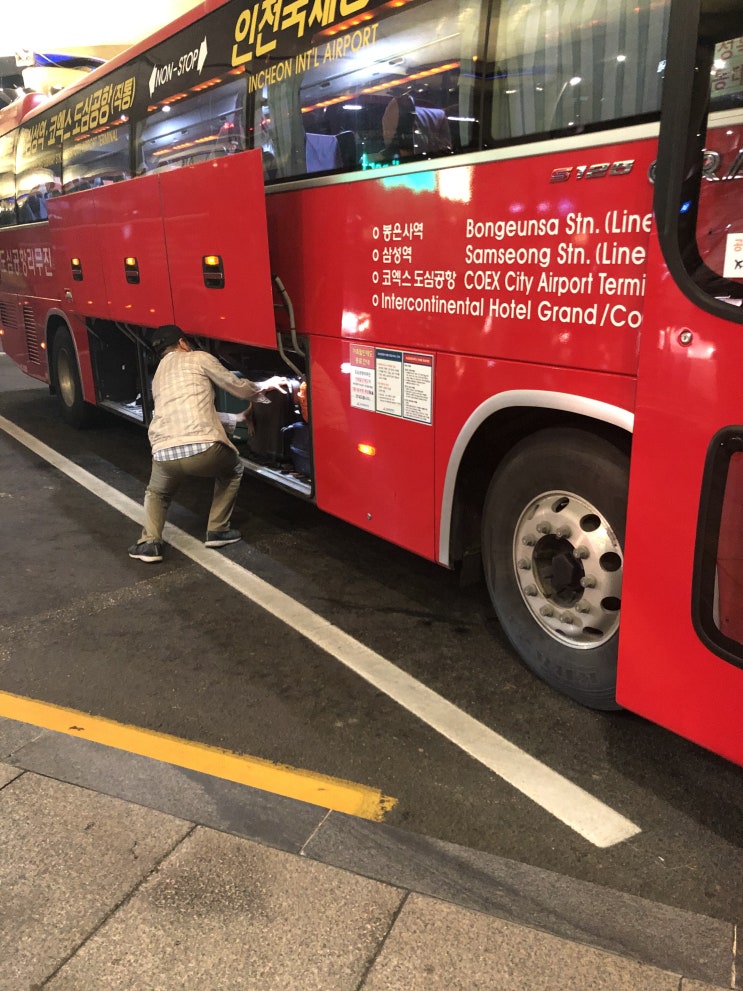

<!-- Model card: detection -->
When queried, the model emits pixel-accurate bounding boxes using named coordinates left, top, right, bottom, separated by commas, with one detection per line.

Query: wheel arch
left=440, top=391, right=634, bottom=568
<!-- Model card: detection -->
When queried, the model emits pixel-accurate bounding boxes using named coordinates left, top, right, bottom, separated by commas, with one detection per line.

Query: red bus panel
left=48, top=177, right=175, bottom=326
left=94, top=176, right=174, bottom=326
left=267, top=141, right=649, bottom=379
left=47, top=191, right=110, bottom=321
left=618, top=231, right=743, bottom=767
left=311, top=335, right=435, bottom=560
left=160, top=151, right=275, bottom=347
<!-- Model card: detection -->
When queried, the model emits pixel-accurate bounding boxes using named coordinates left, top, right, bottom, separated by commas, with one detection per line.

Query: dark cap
left=151, top=324, right=185, bottom=356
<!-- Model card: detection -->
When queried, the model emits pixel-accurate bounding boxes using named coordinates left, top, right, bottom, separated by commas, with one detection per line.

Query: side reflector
left=71, top=257, right=83, bottom=281
left=357, top=443, right=376, bottom=456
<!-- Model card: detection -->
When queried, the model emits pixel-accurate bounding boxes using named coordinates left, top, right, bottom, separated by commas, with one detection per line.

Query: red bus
left=1, top=0, right=743, bottom=764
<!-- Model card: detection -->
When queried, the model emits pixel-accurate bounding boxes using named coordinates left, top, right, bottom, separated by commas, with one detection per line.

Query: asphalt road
left=2, top=352, right=743, bottom=927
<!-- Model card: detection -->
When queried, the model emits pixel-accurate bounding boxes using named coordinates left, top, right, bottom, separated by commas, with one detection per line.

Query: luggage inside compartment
left=244, top=384, right=298, bottom=466
left=217, top=375, right=312, bottom=483
left=281, top=419, right=311, bottom=477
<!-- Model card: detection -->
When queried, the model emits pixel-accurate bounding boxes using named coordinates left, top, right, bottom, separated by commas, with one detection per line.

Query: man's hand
left=235, top=404, right=255, bottom=438
left=258, top=375, right=289, bottom=394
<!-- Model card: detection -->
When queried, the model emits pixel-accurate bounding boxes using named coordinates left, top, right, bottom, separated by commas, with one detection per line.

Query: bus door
left=618, top=0, right=743, bottom=765
left=159, top=150, right=276, bottom=347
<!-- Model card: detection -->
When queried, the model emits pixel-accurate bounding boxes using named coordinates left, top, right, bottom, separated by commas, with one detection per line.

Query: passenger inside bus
left=215, top=120, right=244, bottom=157
left=19, top=190, right=47, bottom=223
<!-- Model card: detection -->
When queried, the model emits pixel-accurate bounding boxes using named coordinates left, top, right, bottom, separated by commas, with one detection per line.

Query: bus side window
left=266, top=0, right=483, bottom=182
left=137, top=76, right=247, bottom=175
left=62, top=101, right=131, bottom=193
left=0, top=131, right=17, bottom=227
left=16, top=113, right=61, bottom=225
left=486, top=0, right=671, bottom=144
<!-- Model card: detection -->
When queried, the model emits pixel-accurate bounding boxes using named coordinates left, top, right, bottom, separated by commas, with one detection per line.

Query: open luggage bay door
left=159, top=149, right=276, bottom=347
left=48, top=175, right=175, bottom=326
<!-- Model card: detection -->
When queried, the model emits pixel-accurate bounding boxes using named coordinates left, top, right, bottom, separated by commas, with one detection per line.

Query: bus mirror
left=124, top=256, right=140, bottom=284
left=202, top=254, right=225, bottom=289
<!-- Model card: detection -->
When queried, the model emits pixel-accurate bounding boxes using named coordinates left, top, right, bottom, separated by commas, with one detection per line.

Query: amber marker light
left=357, top=443, right=376, bottom=456
left=124, top=256, right=140, bottom=284
left=202, top=254, right=224, bottom=289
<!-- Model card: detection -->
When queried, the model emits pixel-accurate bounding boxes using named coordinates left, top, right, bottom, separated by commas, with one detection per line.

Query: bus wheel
left=51, top=328, right=93, bottom=428
left=481, top=428, right=629, bottom=710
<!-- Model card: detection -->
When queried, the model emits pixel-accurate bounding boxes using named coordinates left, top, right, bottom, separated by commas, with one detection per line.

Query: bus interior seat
left=305, top=131, right=343, bottom=172
left=335, top=130, right=357, bottom=170
left=382, top=94, right=452, bottom=157
left=19, top=193, right=47, bottom=223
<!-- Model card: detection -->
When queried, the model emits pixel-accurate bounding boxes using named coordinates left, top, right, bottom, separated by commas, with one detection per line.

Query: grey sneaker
left=128, top=540, right=164, bottom=562
left=205, top=528, right=242, bottom=547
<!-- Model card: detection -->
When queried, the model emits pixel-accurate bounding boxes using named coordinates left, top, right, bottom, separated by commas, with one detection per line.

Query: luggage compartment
left=210, top=335, right=312, bottom=498
left=86, top=318, right=314, bottom=499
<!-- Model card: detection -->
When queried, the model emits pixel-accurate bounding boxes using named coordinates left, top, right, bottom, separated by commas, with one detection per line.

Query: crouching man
left=128, top=324, right=286, bottom=563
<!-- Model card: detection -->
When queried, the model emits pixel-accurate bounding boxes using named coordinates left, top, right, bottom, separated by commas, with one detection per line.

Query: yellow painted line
left=0, top=691, right=396, bottom=821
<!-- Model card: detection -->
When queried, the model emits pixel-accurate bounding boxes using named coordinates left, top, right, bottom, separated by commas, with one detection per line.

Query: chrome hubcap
left=513, top=490, right=623, bottom=649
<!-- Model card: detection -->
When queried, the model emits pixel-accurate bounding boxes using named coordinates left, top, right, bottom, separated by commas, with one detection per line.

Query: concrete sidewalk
left=0, top=716, right=736, bottom=991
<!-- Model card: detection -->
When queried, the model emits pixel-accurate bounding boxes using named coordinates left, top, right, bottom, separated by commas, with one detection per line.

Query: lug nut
left=555, top=525, right=572, bottom=538
left=559, top=612, right=575, bottom=624
left=521, top=535, right=536, bottom=546
left=539, top=605, right=554, bottom=617
left=517, top=559, right=531, bottom=570
left=523, top=584, right=538, bottom=597
left=580, top=575, right=597, bottom=588
left=536, top=522, right=552, bottom=534
left=575, top=601, right=590, bottom=614
left=574, top=546, right=590, bottom=559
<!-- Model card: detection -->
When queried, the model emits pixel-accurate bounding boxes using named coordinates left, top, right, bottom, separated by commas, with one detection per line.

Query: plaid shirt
left=148, top=349, right=257, bottom=457
left=154, top=442, right=212, bottom=462
left=153, top=412, right=237, bottom=462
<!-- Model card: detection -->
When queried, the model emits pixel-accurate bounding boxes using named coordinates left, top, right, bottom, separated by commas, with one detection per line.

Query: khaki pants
left=139, top=443, right=244, bottom=543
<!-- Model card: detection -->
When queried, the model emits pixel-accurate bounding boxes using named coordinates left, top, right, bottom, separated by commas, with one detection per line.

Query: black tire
left=51, top=328, right=93, bottom=428
left=481, top=427, right=629, bottom=710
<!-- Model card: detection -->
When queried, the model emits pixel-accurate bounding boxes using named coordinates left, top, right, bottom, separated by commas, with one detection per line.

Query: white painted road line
left=0, top=413, right=642, bottom=847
